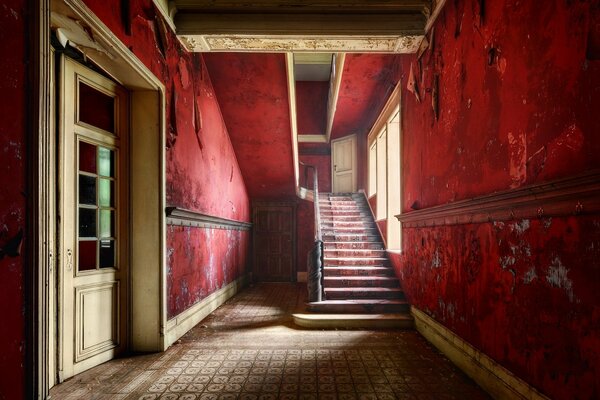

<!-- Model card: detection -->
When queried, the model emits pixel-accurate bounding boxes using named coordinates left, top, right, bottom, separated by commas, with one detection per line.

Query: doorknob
left=334, top=165, right=337, bottom=172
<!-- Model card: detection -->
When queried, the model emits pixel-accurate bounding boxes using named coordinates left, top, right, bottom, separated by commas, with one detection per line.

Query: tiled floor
left=49, top=283, right=491, bottom=399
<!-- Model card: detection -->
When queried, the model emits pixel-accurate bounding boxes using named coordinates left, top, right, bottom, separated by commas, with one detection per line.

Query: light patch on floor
left=50, top=283, right=490, bottom=399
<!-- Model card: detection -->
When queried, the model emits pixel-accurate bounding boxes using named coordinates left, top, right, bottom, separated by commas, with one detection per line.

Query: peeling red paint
left=83, top=0, right=251, bottom=318
left=394, top=217, right=600, bottom=399
left=0, top=0, right=28, bottom=397
left=393, top=1, right=600, bottom=399
left=167, top=227, right=249, bottom=318
left=204, top=53, right=296, bottom=200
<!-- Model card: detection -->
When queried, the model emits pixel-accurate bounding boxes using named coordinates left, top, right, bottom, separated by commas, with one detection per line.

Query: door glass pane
left=99, top=239, right=115, bottom=268
left=98, top=147, right=114, bottom=177
left=98, top=178, right=113, bottom=207
left=79, top=175, right=97, bottom=205
left=79, top=81, right=115, bottom=133
left=79, top=141, right=97, bottom=174
left=99, top=210, right=114, bottom=238
left=78, top=240, right=97, bottom=271
left=79, top=208, right=96, bottom=238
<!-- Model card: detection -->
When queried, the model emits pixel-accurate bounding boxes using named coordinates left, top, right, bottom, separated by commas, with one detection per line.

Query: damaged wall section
left=82, top=0, right=251, bottom=319
left=392, top=0, right=600, bottom=399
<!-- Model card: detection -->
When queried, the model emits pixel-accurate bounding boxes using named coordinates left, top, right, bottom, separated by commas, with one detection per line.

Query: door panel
left=253, top=204, right=296, bottom=282
left=59, top=57, right=128, bottom=380
left=332, top=135, right=357, bottom=193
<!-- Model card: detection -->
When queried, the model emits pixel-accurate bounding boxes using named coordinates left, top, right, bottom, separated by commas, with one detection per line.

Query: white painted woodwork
left=332, top=135, right=357, bottom=193
left=386, top=110, right=402, bottom=250
left=59, top=57, right=128, bottom=380
left=412, top=307, right=551, bottom=400
left=376, top=130, right=387, bottom=220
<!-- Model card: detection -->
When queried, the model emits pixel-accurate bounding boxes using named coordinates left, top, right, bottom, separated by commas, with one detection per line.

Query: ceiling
left=176, top=1, right=436, bottom=198
left=172, top=0, right=429, bottom=53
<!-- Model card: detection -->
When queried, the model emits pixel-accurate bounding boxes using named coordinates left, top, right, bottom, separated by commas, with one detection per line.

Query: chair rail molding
left=396, top=171, right=600, bottom=228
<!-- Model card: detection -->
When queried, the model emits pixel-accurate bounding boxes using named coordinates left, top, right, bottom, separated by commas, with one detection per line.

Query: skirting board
left=297, top=272, right=307, bottom=282
left=411, top=307, right=550, bottom=400
left=165, top=274, right=249, bottom=347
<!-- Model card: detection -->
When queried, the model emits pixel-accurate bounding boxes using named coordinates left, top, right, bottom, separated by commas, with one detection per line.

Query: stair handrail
left=300, top=161, right=324, bottom=302
left=299, top=161, right=322, bottom=242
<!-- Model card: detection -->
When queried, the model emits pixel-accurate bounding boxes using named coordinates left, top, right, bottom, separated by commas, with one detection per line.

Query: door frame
left=32, top=0, right=167, bottom=396
left=331, top=134, right=358, bottom=193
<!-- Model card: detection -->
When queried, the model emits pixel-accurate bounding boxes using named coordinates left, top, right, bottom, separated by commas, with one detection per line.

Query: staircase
left=293, top=193, right=414, bottom=329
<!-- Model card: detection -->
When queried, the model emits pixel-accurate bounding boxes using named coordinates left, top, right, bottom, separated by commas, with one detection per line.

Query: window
left=368, top=142, right=377, bottom=196
left=367, top=84, right=402, bottom=251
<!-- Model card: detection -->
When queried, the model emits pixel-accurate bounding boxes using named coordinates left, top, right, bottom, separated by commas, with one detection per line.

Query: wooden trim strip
left=166, top=207, right=252, bottom=230
left=396, top=171, right=600, bottom=228
left=412, top=307, right=550, bottom=400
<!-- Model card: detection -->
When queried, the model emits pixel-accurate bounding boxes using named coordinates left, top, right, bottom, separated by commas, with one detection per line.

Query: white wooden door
left=59, top=57, right=128, bottom=380
left=331, top=135, right=357, bottom=193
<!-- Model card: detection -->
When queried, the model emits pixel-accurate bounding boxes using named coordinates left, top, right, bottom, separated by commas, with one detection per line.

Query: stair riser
left=323, top=279, right=400, bottom=288
left=324, top=250, right=386, bottom=257
left=307, top=303, right=410, bottom=314
left=324, top=243, right=384, bottom=250
left=325, top=259, right=390, bottom=267
left=325, top=290, right=404, bottom=300
left=323, top=268, right=395, bottom=277
left=320, top=217, right=373, bottom=222
left=322, top=230, right=379, bottom=236
left=322, top=235, right=381, bottom=242
left=321, top=223, right=376, bottom=228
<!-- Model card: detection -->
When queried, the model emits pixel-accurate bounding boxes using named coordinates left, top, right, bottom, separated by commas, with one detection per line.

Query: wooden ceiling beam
left=175, top=13, right=425, bottom=36
left=174, top=0, right=430, bottom=14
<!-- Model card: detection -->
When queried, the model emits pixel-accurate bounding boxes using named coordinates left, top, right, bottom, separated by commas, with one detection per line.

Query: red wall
left=0, top=0, right=28, bottom=398
left=296, top=81, right=328, bottom=135
left=82, top=0, right=251, bottom=319
left=204, top=53, right=296, bottom=200
left=391, top=1, right=600, bottom=399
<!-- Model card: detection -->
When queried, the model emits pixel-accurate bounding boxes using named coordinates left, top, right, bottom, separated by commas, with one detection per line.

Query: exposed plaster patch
left=508, top=131, right=526, bottom=188
left=510, top=219, right=530, bottom=235
left=178, top=58, right=191, bottom=89
left=2, top=5, right=19, bottom=20
left=546, top=256, right=575, bottom=302
left=523, top=267, right=537, bottom=284
left=431, top=248, right=441, bottom=268
left=3, top=141, right=21, bottom=160
left=499, top=255, right=516, bottom=269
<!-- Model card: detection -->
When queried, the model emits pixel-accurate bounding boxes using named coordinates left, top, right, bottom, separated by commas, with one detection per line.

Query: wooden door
left=59, top=57, right=128, bottom=380
left=332, top=134, right=357, bottom=193
left=253, top=204, right=296, bottom=281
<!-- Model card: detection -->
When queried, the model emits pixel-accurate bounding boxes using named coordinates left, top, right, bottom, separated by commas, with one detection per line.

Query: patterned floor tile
left=50, top=284, right=490, bottom=400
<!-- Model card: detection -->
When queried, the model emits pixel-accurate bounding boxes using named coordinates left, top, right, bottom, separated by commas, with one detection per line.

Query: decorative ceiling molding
left=178, top=35, right=423, bottom=53
left=172, top=0, right=428, bottom=53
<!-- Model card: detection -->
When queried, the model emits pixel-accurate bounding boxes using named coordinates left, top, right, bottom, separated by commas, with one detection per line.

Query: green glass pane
left=99, top=210, right=114, bottom=238
left=98, top=178, right=113, bottom=207
left=98, top=147, right=114, bottom=177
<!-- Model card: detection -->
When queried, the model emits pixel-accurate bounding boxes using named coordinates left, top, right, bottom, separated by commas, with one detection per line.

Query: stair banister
left=300, top=161, right=324, bottom=302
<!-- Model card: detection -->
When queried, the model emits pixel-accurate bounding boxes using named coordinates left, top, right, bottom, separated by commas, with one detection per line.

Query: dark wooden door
left=253, top=203, right=296, bottom=282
